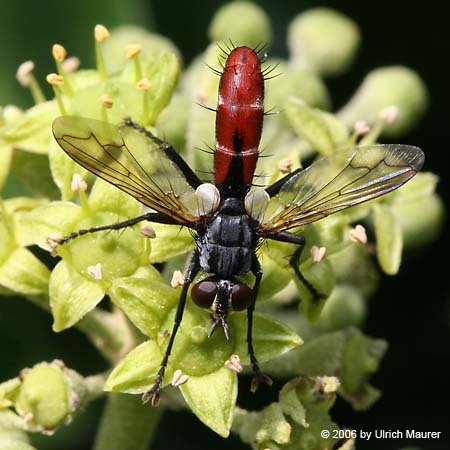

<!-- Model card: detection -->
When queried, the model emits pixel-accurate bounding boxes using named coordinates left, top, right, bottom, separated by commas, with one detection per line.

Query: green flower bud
left=288, top=8, right=360, bottom=77
left=338, top=66, right=429, bottom=137
left=266, top=61, right=331, bottom=111
left=14, top=361, right=86, bottom=431
left=208, top=1, right=273, bottom=47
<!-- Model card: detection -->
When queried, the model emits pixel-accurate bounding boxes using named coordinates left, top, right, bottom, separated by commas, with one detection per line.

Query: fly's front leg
left=247, top=255, right=273, bottom=392
left=59, top=212, right=179, bottom=245
left=263, top=230, right=326, bottom=302
left=142, top=250, right=201, bottom=406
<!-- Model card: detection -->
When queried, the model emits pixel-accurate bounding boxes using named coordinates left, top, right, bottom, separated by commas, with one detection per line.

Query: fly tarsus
left=142, top=369, right=164, bottom=407
left=250, top=355, right=273, bottom=393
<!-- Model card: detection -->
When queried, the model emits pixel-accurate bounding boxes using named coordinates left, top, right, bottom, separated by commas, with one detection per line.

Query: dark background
left=0, top=1, right=448, bottom=449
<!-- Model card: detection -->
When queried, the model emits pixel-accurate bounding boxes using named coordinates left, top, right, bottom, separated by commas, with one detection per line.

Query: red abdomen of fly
left=215, top=46, right=264, bottom=198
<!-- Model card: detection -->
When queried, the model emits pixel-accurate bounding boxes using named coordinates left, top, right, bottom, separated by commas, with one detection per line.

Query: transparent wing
left=261, top=144, right=424, bottom=232
left=52, top=116, right=201, bottom=226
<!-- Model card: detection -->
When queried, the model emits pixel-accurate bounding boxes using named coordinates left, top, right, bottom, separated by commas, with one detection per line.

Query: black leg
left=247, top=255, right=273, bottom=392
left=142, top=250, right=201, bottom=406
left=59, top=212, right=178, bottom=245
left=123, top=117, right=202, bottom=190
left=265, top=168, right=302, bottom=197
left=262, top=230, right=326, bottom=302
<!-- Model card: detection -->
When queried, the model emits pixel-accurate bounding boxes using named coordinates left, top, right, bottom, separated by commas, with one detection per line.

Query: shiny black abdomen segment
left=198, top=212, right=255, bottom=278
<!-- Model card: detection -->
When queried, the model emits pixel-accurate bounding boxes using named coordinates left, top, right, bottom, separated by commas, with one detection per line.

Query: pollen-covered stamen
left=278, top=158, right=293, bottom=173
left=94, top=24, right=110, bottom=79
left=87, top=263, right=103, bottom=280
left=311, top=245, right=327, bottom=263
left=125, top=43, right=143, bottom=60
left=244, top=187, right=270, bottom=222
left=171, top=270, right=185, bottom=288
left=46, top=73, right=66, bottom=114
left=225, top=354, right=243, bottom=373
left=379, top=105, right=400, bottom=124
left=62, top=56, right=80, bottom=72
left=16, top=61, right=46, bottom=104
left=348, top=224, right=367, bottom=244
left=353, top=120, right=370, bottom=136
left=52, top=44, right=67, bottom=63
left=140, top=224, right=156, bottom=238
left=196, top=183, right=220, bottom=216
left=171, top=369, right=189, bottom=387
left=94, top=24, right=110, bottom=42
left=71, top=173, right=87, bottom=192
left=100, top=94, right=113, bottom=109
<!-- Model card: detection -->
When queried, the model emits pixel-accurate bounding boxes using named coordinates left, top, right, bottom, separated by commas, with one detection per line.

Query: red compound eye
left=191, top=278, right=218, bottom=309
left=231, top=282, right=254, bottom=311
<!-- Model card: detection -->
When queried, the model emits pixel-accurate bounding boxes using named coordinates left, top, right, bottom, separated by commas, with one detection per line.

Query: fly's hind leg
left=142, top=250, right=201, bottom=406
left=247, top=255, right=273, bottom=392
left=263, top=230, right=326, bottom=303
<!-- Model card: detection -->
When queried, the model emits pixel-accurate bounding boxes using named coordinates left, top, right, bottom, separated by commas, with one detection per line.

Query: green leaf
left=373, top=204, right=403, bottom=275
left=50, top=260, right=105, bottom=331
left=0, top=248, right=50, bottom=295
left=110, top=266, right=178, bottom=338
left=180, top=366, right=238, bottom=438
left=232, top=312, right=302, bottom=364
left=286, top=98, right=335, bottom=155
left=105, top=340, right=163, bottom=393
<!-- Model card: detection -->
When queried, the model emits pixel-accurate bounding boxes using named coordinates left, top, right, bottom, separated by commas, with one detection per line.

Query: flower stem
left=93, top=393, right=162, bottom=450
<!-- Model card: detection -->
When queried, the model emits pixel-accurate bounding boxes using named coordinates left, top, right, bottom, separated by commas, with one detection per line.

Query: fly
left=52, top=45, right=425, bottom=406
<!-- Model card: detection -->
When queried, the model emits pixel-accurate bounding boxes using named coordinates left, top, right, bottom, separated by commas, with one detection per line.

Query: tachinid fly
left=52, top=45, right=424, bottom=406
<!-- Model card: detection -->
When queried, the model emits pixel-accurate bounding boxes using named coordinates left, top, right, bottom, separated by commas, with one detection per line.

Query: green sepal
left=70, top=81, right=142, bottom=124
left=142, top=52, right=180, bottom=125
left=88, top=178, right=142, bottom=218
left=179, top=366, right=238, bottom=438
left=10, top=150, right=59, bottom=199
left=0, top=144, right=13, bottom=191
left=0, top=101, right=58, bottom=154
left=295, top=259, right=335, bottom=321
left=0, top=378, right=21, bottom=408
left=13, top=201, right=81, bottom=249
left=0, top=248, right=50, bottom=295
left=105, top=340, right=164, bottom=393
left=66, top=211, right=147, bottom=279
left=109, top=266, right=178, bottom=338
left=257, top=254, right=293, bottom=303
left=373, top=204, right=403, bottom=275
left=148, top=223, right=194, bottom=263
left=49, top=260, right=105, bottom=331
left=286, top=98, right=344, bottom=155
left=0, top=426, right=36, bottom=450
left=231, top=312, right=303, bottom=365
